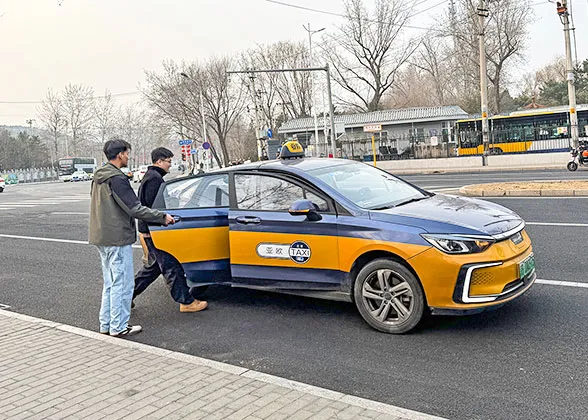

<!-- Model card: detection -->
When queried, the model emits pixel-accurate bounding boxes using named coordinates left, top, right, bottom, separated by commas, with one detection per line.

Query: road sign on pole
left=202, top=142, right=211, bottom=150
left=267, top=128, right=273, bottom=139
left=178, top=139, right=193, bottom=146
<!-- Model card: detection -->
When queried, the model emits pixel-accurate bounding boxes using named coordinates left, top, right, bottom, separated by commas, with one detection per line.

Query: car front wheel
left=353, top=259, right=425, bottom=334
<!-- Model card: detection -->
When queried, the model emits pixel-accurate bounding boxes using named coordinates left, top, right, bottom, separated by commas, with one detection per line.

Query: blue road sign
left=178, top=139, right=193, bottom=146
left=190, top=148, right=197, bottom=155
left=267, top=128, right=273, bottom=139
left=202, top=141, right=211, bottom=150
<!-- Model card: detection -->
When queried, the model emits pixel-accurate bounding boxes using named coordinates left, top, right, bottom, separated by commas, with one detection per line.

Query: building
left=278, top=105, right=468, bottom=160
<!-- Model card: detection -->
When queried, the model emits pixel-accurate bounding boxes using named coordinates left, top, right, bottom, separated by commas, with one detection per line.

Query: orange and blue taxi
left=149, top=141, right=536, bottom=334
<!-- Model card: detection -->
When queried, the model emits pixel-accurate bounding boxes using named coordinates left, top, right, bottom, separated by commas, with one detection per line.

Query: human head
left=103, top=139, right=131, bottom=168
left=151, top=147, right=174, bottom=173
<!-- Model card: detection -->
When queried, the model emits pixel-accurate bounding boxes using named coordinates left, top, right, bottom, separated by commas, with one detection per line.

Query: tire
left=190, top=285, right=209, bottom=298
left=0, top=187, right=3, bottom=193
left=567, top=161, right=578, bottom=171
left=353, top=258, right=425, bottom=334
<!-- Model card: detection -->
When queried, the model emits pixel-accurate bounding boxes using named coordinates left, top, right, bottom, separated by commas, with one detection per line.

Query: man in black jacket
left=133, top=147, right=208, bottom=313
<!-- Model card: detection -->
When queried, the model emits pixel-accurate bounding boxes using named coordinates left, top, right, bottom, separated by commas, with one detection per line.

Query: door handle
left=172, top=215, right=182, bottom=223
left=235, top=216, right=261, bottom=225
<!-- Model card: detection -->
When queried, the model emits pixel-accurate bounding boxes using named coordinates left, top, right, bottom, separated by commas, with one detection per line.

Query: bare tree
left=450, top=0, right=533, bottom=113
left=322, top=0, right=418, bottom=112
left=241, top=41, right=313, bottom=133
left=37, top=89, right=64, bottom=161
left=93, top=90, right=116, bottom=143
left=61, top=84, right=95, bottom=155
left=143, top=57, right=246, bottom=167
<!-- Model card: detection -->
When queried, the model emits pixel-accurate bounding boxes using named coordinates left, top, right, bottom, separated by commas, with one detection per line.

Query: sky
left=0, top=0, right=587, bottom=127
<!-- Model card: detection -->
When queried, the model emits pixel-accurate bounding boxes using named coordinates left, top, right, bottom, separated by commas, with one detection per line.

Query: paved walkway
left=0, top=310, right=445, bottom=420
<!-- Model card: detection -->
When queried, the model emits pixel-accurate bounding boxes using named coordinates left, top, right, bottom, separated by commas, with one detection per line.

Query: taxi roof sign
left=279, top=140, right=305, bottom=159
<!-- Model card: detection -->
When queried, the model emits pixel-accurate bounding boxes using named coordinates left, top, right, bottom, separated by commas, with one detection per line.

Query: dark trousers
left=133, top=236, right=195, bottom=305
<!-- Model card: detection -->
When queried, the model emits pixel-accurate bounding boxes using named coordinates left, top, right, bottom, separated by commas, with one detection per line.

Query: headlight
left=421, top=234, right=495, bottom=254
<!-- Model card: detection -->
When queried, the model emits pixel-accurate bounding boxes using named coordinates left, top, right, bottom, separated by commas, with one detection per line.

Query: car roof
left=213, top=157, right=355, bottom=174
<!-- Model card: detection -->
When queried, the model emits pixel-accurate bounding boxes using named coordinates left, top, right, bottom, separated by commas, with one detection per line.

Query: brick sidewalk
left=0, top=311, right=445, bottom=420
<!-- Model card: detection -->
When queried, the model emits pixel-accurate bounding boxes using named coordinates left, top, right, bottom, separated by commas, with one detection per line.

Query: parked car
left=121, top=167, right=133, bottom=180
left=71, top=170, right=90, bottom=182
left=0, top=176, right=5, bottom=192
left=133, top=165, right=149, bottom=183
left=5, top=174, right=18, bottom=185
left=147, top=141, right=536, bottom=334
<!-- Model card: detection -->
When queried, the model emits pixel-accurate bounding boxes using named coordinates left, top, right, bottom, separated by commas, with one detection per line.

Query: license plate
left=519, top=253, right=536, bottom=279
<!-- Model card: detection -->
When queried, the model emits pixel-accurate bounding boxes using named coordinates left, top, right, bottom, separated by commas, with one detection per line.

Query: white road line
left=536, top=279, right=588, bottom=289
left=0, top=207, right=15, bottom=210
left=0, top=204, right=37, bottom=207
left=526, top=222, right=588, bottom=227
left=0, top=233, right=141, bottom=248
left=51, top=212, right=89, bottom=215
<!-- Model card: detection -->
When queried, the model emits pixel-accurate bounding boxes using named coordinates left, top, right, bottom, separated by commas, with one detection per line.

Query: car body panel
left=150, top=207, right=230, bottom=284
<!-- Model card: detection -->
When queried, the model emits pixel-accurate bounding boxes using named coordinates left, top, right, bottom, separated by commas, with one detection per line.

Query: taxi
left=149, top=141, right=536, bottom=334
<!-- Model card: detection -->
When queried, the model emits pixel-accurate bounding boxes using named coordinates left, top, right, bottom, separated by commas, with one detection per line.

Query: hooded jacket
left=89, top=163, right=166, bottom=246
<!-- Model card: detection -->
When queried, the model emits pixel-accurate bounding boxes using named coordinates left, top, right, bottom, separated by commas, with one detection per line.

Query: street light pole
left=303, top=23, right=325, bottom=157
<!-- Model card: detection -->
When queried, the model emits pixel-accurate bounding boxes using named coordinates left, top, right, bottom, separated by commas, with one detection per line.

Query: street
left=1, top=170, right=588, bottom=419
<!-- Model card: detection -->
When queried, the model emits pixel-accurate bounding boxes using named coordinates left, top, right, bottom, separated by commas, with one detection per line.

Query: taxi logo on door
left=289, top=241, right=311, bottom=264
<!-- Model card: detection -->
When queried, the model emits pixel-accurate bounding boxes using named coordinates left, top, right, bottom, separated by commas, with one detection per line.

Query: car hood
left=370, top=194, right=523, bottom=237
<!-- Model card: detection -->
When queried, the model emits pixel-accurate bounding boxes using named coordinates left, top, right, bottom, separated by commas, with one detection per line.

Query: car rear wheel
left=353, top=259, right=424, bottom=334
left=0, top=187, right=3, bottom=193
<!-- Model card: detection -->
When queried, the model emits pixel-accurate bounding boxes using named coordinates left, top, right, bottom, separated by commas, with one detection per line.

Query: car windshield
left=308, top=162, right=429, bottom=210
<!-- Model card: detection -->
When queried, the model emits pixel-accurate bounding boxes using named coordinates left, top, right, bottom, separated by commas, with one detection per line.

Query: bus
left=455, top=104, right=588, bottom=155
left=58, top=157, right=97, bottom=181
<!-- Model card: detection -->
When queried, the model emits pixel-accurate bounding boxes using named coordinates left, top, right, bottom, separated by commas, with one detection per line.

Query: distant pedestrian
left=89, top=139, right=174, bottom=337
left=133, top=147, right=208, bottom=313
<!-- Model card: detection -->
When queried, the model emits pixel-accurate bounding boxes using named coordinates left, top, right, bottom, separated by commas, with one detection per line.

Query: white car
left=0, top=176, right=5, bottom=192
left=71, top=170, right=90, bottom=182
left=133, top=165, right=149, bottom=183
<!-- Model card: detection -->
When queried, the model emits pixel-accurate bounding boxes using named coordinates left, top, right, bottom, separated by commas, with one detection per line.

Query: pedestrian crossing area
left=0, top=194, right=90, bottom=211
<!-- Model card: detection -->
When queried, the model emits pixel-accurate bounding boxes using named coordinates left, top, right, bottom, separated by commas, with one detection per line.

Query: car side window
left=235, top=174, right=328, bottom=212
left=163, top=174, right=229, bottom=209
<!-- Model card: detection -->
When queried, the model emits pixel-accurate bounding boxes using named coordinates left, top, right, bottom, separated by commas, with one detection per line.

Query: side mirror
left=288, top=199, right=322, bottom=221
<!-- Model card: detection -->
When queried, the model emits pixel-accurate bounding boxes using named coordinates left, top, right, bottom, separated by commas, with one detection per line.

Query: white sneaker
left=110, top=325, right=142, bottom=337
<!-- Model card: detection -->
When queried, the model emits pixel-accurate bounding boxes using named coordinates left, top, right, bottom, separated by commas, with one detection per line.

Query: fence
left=337, top=134, right=457, bottom=161
left=1, top=167, right=59, bottom=184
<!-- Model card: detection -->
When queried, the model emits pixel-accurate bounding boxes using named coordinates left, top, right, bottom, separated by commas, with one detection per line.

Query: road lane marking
left=0, top=234, right=141, bottom=248
left=0, top=303, right=11, bottom=310
left=536, top=279, right=588, bottom=289
left=526, top=222, right=588, bottom=227
left=51, top=212, right=89, bottom=215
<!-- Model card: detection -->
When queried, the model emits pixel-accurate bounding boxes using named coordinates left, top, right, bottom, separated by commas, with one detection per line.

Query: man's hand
left=163, top=214, right=175, bottom=226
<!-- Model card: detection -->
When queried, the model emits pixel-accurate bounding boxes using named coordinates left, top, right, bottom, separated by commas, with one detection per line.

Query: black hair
left=151, top=147, right=174, bottom=163
left=103, top=139, right=131, bottom=161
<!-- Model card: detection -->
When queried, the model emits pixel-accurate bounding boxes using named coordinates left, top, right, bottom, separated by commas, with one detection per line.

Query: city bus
left=58, top=157, right=97, bottom=181
left=455, top=105, right=588, bottom=155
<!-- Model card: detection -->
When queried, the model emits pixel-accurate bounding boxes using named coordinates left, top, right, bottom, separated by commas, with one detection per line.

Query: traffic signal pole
left=557, top=0, right=579, bottom=149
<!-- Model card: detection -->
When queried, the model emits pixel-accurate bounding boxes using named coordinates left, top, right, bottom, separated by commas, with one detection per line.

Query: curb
left=459, top=182, right=588, bottom=197
left=0, top=309, right=446, bottom=420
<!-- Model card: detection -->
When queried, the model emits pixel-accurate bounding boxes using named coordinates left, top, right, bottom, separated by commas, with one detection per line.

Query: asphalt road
left=1, top=170, right=587, bottom=420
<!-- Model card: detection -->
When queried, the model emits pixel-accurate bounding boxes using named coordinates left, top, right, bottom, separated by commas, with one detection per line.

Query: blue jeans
left=97, top=245, right=134, bottom=335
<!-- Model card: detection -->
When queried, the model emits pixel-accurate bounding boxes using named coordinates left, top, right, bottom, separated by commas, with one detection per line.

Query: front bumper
left=409, top=229, right=535, bottom=311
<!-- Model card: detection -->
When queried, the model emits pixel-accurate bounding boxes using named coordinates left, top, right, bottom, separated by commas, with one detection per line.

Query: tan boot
left=180, top=300, right=208, bottom=313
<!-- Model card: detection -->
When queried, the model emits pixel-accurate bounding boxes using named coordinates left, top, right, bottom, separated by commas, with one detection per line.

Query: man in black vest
left=133, top=147, right=208, bottom=313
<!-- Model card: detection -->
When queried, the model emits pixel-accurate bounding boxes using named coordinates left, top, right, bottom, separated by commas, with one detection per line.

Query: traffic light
left=181, top=153, right=186, bottom=161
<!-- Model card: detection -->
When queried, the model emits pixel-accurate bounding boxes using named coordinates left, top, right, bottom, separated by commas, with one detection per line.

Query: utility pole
left=477, top=0, right=489, bottom=166
left=557, top=0, right=579, bottom=149
left=303, top=23, right=325, bottom=157
left=249, top=72, right=264, bottom=161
